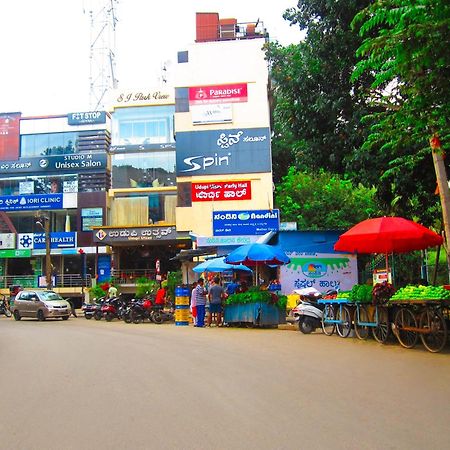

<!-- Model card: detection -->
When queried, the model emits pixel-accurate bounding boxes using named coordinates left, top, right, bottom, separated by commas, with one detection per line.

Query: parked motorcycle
left=0, top=296, right=12, bottom=317
left=127, top=295, right=156, bottom=324
left=292, top=288, right=337, bottom=334
left=101, top=297, right=125, bottom=322
left=151, top=301, right=175, bottom=324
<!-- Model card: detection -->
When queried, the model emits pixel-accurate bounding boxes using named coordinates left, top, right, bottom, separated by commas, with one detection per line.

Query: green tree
left=352, top=0, right=450, bottom=245
left=266, top=0, right=373, bottom=182
left=275, top=168, right=379, bottom=229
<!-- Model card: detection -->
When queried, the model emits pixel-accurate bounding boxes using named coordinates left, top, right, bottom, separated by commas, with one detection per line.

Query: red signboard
left=0, top=113, right=21, bottom=161
left=192, top=181, right=251, bottom=202
left=189, top=83, right=248, bottom=105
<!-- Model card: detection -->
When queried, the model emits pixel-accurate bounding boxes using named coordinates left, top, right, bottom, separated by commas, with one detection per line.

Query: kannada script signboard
left=192, top=181, right=251, bottom=202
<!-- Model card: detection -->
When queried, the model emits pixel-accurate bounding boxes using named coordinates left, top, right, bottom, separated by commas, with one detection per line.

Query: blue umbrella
left=224, top=243, right=290, bottom=285
left=224, top=243, right=290, bottom=266
left=193, top=256, right=252, bottom=273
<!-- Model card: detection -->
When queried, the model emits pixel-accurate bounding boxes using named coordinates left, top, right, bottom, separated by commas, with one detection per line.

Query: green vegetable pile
left=336, top=284, right=373, bottom=303
left=225, top=287, right=287, bottom=309
left=389, top=285, right=450, bottom=301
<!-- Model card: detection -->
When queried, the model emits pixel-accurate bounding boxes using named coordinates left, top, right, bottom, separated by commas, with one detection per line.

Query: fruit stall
left=320, top=282, right=450, bottom=353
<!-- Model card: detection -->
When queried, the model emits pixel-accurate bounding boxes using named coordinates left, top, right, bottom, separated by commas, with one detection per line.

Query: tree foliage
left=275, top=168, right=379, bottom=229
left=266, top=0, right=373, bottom=182
left=351, top=0, right=450, bottom=155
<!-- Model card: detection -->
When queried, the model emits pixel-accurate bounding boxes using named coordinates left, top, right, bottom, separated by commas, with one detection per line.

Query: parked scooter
left=292, top=288, right=337, bottom=334
left=82, top=297, right=105, bottom=320
left=0, top=295, right=12, bottom=317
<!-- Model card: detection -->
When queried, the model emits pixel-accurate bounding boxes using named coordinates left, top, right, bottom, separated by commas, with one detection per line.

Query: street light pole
left=36, top=215, right=52, bottom=290
left=44, top=217, right=52, bottom=290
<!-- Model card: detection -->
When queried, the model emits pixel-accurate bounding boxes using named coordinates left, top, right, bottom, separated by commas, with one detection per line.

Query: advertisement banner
left=0, top=194, right=63, bottom=211
left=0, top=112, right=20, bottom=160
left=33, top=232, right=76, bottom=249
left=196, top=235, right=262, bottom=247
left=192, top=181, right=251, bottom=202
left=189, top=83, right=248, bottom=105
left=68, top=111, right=106, bottom=125
left=191, top=103, right=232, bottom=125
left=176, top=128, right=271, bottom=176
left=0, top=233, right=16, bottom=249
left=111, top=88, right=175, bottom=107
left=213, top=209, right=280, bottom=236
left=94, top=226, right=190, bottom=244
left=280, top=252, right=358, bottom=294
left=0, top=152, right=107, bottom=175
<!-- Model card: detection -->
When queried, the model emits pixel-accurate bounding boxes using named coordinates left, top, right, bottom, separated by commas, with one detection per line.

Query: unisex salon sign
left=0, top=152, right=107, bottom=175
left=176, top=128, right=271, bottom=176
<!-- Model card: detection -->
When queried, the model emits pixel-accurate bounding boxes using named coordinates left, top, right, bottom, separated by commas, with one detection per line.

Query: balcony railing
left=111, top=269, right=156, bottom=285
left=0, top=274, right=92, bottom=289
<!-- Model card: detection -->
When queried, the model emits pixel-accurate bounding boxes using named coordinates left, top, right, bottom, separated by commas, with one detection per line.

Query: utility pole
left=36, top=215, right=52, bottom=290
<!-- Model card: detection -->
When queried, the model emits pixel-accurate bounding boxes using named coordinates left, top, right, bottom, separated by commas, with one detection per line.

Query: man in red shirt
left=155, top=285, right=167, bottom=308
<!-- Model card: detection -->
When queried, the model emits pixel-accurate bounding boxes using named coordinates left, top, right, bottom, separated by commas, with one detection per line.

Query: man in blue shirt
left=194, top=278, right=207, bottom=327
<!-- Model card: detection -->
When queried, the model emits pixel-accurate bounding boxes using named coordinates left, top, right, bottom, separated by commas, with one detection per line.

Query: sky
left=0, top=0, right=303, bottom=116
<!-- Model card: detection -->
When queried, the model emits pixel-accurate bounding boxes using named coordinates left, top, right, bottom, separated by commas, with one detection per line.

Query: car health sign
left=213, top=209, right=280, bottom=236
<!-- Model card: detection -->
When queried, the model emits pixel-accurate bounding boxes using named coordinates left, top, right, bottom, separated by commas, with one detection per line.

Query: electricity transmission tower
left=85, top=0, right=119, bottom=110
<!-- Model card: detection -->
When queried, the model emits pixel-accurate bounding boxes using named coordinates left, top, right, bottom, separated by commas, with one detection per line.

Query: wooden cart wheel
left=419, top=307, right=448, bottom=353
left=336, top=305, right=352, bottom=338
left=394, top=308, right=418, bottom=349
left=321, top=304, right=335, bottom=336
left=372, top=306, right=390, bottom=344
left=354, top=305, right=370, bottom=340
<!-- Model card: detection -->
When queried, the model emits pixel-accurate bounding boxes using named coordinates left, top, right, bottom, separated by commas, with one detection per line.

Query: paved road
left=1, top=316, right=449, bottom=450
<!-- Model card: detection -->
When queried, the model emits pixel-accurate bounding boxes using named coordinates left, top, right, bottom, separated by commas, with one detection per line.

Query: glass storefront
left=111, top=105, right=175, bottom=145
left=112, top=151, right=176, bottom=189
left=0, top=174, right=79, bottom=196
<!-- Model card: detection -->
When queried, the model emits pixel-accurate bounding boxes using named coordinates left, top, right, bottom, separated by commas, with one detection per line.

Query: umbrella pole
left=385, top=253, right=391, bottom=283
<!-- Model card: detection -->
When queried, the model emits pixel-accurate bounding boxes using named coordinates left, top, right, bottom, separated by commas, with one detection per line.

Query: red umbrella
left=334, top=217, right=443, bottom=274
left=334, top=217, right=443, bottom=254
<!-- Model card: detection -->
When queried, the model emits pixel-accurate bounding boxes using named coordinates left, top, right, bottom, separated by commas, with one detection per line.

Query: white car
left=10, top=289, right=71, bottom=321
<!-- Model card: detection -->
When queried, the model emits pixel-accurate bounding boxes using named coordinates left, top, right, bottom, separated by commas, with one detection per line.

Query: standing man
left=190, top=281, right=198, bottom=326
left=108, top=284, right=118, bottom=299
left=194, top=278, right=207, bottom=327
left=208, top=276, right=224, bottom=327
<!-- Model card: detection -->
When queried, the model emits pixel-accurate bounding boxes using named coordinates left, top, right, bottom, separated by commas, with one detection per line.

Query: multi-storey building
left=174, top=13, right=276, bottom=281
left=0, top=111, right=111, bottom=301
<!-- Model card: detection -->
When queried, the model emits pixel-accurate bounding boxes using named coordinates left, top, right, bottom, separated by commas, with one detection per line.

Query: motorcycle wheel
left=123, top=312, right=132, bottom=324
left=84, top=313, right=92, bottom=320
left=299, top=317, right=315, bottom=334
left=151, top=310, right=163, bottom=324
left=105, top=312, right=113, bottom=322
left=131, top=311, right=142, bottom=324
left=94, top=311, right=102, bottom=320
left=4, top=308, right=12, bottom=318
